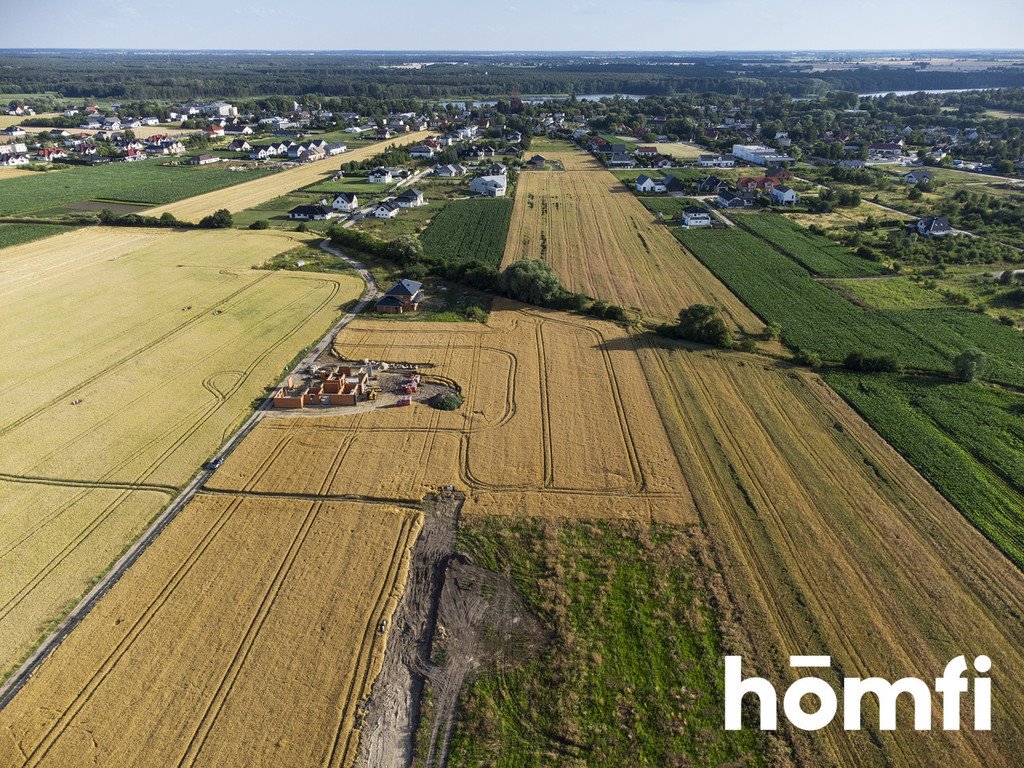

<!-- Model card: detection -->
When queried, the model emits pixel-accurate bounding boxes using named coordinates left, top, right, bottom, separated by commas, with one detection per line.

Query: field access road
left=0, top=239, right=377, bottom=711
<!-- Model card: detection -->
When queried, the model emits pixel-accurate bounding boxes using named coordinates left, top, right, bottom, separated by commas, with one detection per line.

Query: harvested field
left=0, top=166, right=37, bottom=180
left=147, top=131, right=434, bottom=222
left=649, top=141, right=705, bottom=161
left=503, top=169, right=762, bottom=329
left=527, top=137, right=604, bottom=170
left=0, top=494, right=421, bottom=767
left=207, top=300, right=693, bottom=523
left=639, top=342, right=1024, bottom=767
left=0, top=226, right=363, bottom=676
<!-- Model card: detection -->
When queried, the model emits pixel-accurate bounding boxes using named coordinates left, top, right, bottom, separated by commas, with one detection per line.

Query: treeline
left=327, top=227, right=626, bottom=320
left=5, top=52, right=1024, bottom=101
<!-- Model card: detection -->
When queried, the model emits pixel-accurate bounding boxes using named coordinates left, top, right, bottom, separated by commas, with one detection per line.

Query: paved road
left=0, top=239, right=375, bottom=710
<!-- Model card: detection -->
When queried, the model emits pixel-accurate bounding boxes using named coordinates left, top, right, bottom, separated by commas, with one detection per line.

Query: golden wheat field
left=640, top=343, right=1024, bottom=767
left=503, top=168, right=763, bottom=330
left=206, top=300, right=695, bottom=522
left=0, top=167, right=36, bottom=180
left=147, top=131, right=434, bottom=222
left=0, top=494, right=420, bottom=768
left=648, top=141, right=705, bottom=161
left=0, top=226, right=363, bottom=678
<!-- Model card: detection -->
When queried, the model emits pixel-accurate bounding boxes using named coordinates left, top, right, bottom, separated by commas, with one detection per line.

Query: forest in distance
left=4, top=49, right=1024, bottom=100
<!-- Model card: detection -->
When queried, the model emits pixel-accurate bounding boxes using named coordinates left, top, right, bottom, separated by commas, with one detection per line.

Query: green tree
left=953, top=348, right=987, bottom=382
left=675, top=304, right=732, bottom=348
left=498, top=259, right=565, bottom=306
left=389, top=234, right=424, bottom=265
left=199, top=208, right=233, bottom=229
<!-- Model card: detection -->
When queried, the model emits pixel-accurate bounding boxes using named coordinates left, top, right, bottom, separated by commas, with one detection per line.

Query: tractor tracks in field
left=0, top=241, right=379, bottom=715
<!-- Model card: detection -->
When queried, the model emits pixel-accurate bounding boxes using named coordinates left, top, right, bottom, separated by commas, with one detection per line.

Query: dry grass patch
left=503, top=169, right=762, bottom=329
left=148, top=131, right=434, bottom=222
left=0, top=495, right=420, bottom=767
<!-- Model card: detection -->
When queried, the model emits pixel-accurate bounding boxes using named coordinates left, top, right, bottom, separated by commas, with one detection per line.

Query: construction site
left=272, top=358, right=462, bottom=413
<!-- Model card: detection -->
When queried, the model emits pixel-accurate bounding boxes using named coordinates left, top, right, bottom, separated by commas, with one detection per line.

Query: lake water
left=858, top=87, right=997, bottom=98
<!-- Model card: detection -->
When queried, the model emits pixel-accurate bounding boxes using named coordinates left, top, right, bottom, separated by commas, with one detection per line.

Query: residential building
left=469, top=174, right=508, bottom=197
left=396, top=188, right=426, bottom=208
left=331, top=192, right=359, bottom=212
left=681, top=206, right=712, bottom=227
left=376, top=279, right=424, bottom=313
left=635, top=175, right=666, bottom=193
left=368, top=167, right=393, bottom=184
left=373, top=201, right=400, bottom=218
left=770, top=185, right=800, bottom=206
left=916, top=216, right=952, bottom=237
left=288, top=204, right=335, bottom=221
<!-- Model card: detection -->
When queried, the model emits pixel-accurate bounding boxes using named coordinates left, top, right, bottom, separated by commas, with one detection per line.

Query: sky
left=0, top=0, right=1022, bottom=52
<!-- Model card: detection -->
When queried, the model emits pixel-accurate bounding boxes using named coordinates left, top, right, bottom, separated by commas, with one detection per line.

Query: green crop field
left=733, top=212, right=885, bottom=278
left=420, top=198, right=513, bottom=268
left=0, top=222, right=72, bottom=250
left=827, top=372, right=1024, bottom=569
left=0, top=161, right=278, bottom=217
left=676, top=227, right=1024, bottom=385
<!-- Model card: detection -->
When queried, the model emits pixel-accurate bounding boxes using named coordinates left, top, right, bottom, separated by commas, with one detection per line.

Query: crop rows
left=826, top=371, right=1024, bottom=569
left=676, top=227, right=1024, bottom=385
left=734, top=212, right=884, bottom=278
left=420, top=198, right=513, bottom=268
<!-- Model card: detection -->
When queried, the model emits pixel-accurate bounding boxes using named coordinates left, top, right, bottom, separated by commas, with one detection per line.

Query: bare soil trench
left=355, top=493, right=544, bottom=768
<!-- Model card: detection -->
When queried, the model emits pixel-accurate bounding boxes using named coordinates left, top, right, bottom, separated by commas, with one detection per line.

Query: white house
left=409, top=145, right=435, bottom=159
left=396, top=188, right=426, bottom=208
left=681, top=206, right=712, bottom=228
left=635, top=175, right=666, bottom=194
left=373, top=201, right=400, bottom=219
left=903, top=169, right=934, bottom=185
left=288, top=204, right=335, bottom=221
left=770, top=185, right=800, bottom=206
left=368, top=167, right=393, bottom=184
left=469, top=174, right=508, bottom=197
left=916, top=216, right=952, bottom=237
left=434, top=163, right=467, bottom=177
left=697, top=154, right=736, bottom=168
left=331, top=192, right=359, bottom=212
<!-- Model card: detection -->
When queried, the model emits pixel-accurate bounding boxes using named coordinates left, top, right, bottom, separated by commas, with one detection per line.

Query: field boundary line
left=0, top=239, right=376, bottom=711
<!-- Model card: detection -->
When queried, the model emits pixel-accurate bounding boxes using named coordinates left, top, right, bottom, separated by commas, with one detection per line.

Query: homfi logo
left=725, top=655, right=991, bottom=731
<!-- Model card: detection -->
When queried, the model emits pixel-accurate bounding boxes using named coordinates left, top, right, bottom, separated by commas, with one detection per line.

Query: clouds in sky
left=0, top=0, right=1021, bottom=51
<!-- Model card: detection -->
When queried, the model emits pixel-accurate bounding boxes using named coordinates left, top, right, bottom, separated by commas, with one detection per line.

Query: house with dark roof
left=288, top=204, right=335, bottom=221
left=916, top=216, right=952, bottom=237
left=696, top=175, right=730, bottom=195
left=331, top=192, right=359, bottom=212
left=717, top=190, right=756, bottom=209
left=635, top=174, right=666, bottom=193
left=770, top=185, right=799, bottom=206
left=376, top=279, right=425, bottom=313
left=681, top=206, right=712, bottom=228
left=373, top=200, right=400, bottom=219
left=396, top=188, right=426, bottom=208
left=903, top=169, right=934, bottom=185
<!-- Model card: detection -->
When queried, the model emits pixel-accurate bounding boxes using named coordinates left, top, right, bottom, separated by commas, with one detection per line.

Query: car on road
left=204, top=457, right=225, bottom=470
